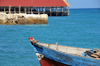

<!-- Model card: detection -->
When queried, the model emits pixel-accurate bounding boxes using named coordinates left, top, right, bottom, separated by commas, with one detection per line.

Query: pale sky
left=67, top=0, right=100, bottom=8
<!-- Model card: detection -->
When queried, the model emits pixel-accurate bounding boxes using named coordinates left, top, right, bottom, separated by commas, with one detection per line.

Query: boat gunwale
left=31, top=42, right=100, bottom=60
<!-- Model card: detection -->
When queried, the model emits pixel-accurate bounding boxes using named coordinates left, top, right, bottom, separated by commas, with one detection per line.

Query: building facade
left=0, top=0, right=70, bottom=16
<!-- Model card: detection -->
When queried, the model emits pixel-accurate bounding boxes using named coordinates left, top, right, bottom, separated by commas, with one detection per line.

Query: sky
left=67, top=0, right=100, bottom=8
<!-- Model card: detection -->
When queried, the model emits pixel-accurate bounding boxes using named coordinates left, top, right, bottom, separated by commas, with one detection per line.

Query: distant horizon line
left=69, top=8, right=100, bottom=9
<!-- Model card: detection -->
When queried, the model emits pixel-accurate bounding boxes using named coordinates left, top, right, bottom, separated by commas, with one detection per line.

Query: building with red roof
left=0, top=0, right=70, bottom=16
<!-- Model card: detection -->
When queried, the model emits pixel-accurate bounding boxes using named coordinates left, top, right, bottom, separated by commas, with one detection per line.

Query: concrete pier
left=0, top=13, right=48, bottom=25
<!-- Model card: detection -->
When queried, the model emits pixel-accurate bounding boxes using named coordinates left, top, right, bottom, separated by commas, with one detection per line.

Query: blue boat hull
left=33, top=44, right=100, bottom=66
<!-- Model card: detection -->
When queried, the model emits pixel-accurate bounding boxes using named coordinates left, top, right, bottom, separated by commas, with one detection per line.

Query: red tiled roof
left=0, top=0, right=69, bottom=7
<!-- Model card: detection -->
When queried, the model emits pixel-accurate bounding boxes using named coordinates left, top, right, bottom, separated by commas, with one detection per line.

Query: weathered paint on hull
left=40, top=57, right=69, bottom=66
left=33, top=44, right=100, bottom=66
left=36, top=52, right=69, bottom=66
left=43, top=47, right=100, bottom=66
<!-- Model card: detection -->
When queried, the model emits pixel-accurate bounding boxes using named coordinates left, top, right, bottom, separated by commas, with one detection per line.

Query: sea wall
left=0, top=12, right=48, bottom=25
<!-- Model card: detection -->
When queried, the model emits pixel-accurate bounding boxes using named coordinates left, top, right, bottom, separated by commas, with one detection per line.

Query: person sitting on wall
left=33, top=9, right=36, bottom=11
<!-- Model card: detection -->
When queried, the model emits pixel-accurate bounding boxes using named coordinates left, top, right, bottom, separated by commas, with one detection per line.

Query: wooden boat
left=29, top=37, right=100, bottom=66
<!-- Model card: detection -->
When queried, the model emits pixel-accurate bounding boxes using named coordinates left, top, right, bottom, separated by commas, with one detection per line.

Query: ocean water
left=0, top=9, right=100, bottom=66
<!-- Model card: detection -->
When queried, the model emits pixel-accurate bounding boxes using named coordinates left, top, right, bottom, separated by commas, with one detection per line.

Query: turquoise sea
left=0, top=9, right=100, bottom=66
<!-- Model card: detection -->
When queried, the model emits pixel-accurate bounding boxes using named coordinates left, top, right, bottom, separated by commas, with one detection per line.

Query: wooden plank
left=37, top=42, right=90, bottom=56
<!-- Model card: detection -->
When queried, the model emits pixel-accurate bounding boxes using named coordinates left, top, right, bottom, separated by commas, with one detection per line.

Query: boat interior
left=37, top=42, right=90, bottom=56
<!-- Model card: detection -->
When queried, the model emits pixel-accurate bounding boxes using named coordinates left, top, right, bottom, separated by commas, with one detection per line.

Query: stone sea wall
left=0, top=13, right=48, bottom=25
